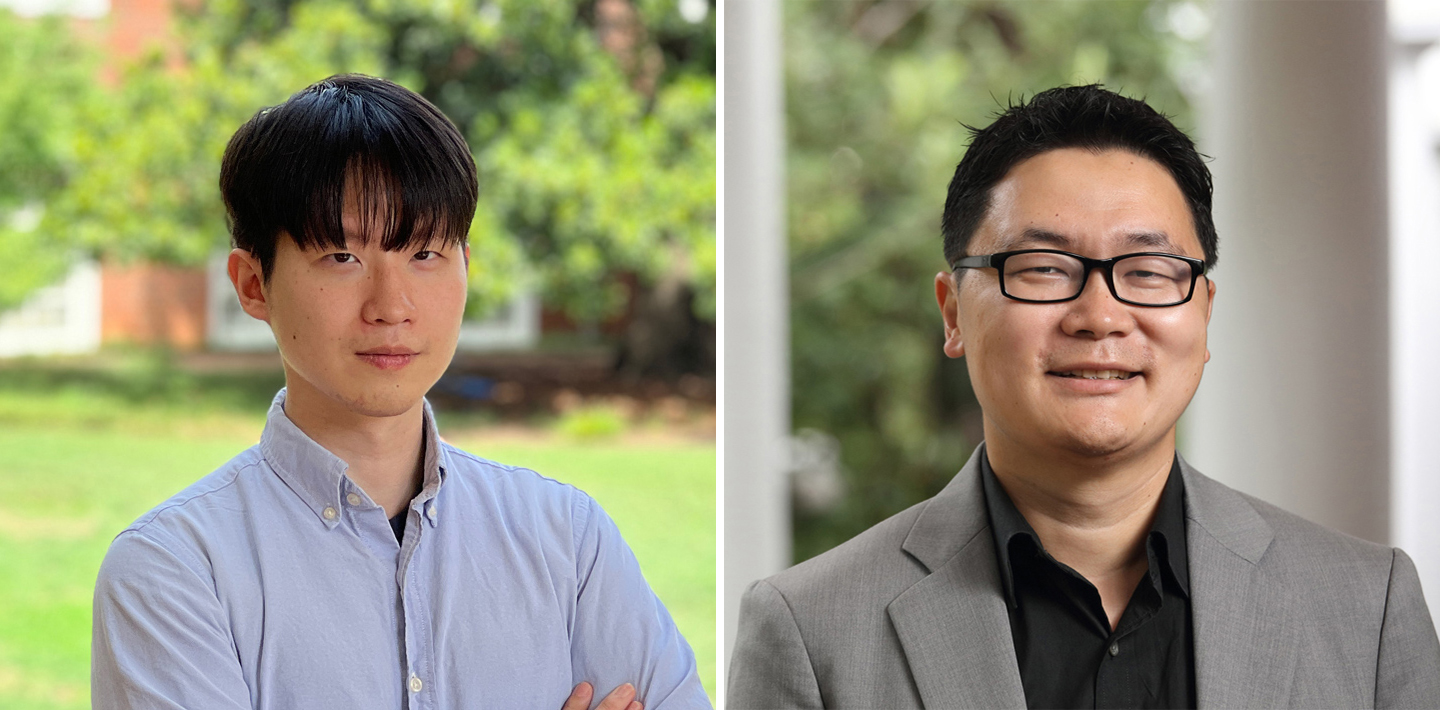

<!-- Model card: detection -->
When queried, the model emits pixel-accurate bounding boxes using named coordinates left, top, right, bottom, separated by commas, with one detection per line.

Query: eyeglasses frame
left=951, top=248, right=1209, bottom=307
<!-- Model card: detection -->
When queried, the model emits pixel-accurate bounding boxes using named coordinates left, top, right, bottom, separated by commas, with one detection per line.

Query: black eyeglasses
left=951, top=249, right=1208, bottom=307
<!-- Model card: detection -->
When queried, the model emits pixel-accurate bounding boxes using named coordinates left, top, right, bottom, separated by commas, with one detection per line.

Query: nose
left=1060, top=267, right=1135, bottom=339
left=360, top=260, right=416, bottom=326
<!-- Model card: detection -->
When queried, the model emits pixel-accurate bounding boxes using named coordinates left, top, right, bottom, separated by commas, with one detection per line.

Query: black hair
left=220, top=73, right=478, bottom=282
left=941, top=85, right=1216, bottom=269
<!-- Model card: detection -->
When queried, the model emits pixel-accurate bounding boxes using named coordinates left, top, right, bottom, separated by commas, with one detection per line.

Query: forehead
left=975, top=147, right=1201, bottom=257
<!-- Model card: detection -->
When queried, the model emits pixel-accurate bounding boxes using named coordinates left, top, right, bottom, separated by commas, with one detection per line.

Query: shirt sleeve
left=568, top=493, right=711, bottom=710
left=92, top=530, right=252, bottom=710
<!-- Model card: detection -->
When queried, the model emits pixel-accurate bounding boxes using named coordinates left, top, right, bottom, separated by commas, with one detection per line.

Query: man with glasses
left=727, top=85, right=1439, bottom=708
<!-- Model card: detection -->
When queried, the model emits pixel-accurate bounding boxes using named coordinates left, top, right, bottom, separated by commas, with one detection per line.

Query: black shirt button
left=1109, top=641, right=1120, bottom=657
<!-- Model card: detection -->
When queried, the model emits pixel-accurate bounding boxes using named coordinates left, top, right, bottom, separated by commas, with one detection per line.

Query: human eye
left=1119, top=257, right=1186, bottom=287
left=1007, top=253, right=1079, bottom=281
left=413, top=250, right=437, bottom=261
left=326, top=252, right=357, bottom=264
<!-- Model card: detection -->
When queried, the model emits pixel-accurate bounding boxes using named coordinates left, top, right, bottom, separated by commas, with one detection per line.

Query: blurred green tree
left=786, top=0, right=1205, bottom=561
left=0, top=11, right=101, bottom=309
left=19, top=0, right=715, bottom=374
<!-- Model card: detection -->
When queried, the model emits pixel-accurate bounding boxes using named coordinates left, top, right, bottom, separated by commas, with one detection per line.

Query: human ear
left=935, top=271, right=965, bottom=359
left=1203, top=277, right=1216, bottom=363
left=227, top=248, right=270, bottom=323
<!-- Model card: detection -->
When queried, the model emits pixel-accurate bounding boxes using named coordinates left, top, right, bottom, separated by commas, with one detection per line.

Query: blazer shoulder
left=762, top=498, right=934, bottom=609
left=1184, top=464, right=1395, bottom=573
left=1189, top=472, right=1398, bottom=611
left=1240, top=488, right=1394, bottom=569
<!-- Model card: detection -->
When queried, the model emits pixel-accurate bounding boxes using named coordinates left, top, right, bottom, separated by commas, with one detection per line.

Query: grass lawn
left=0, top=381, right=715, bottom=708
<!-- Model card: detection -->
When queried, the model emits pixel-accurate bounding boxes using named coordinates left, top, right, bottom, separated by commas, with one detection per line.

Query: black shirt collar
left=980, top=447, right=1190, bottom=607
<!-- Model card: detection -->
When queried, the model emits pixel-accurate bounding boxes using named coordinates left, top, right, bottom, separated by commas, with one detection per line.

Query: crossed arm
left=92, top=498, right=709, bottom=709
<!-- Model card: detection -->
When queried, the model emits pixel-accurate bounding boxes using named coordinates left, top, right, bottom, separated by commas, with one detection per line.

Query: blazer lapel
left=1181, top=457, right=1298, bottom=708
left=888, top=446, right=1027, bottom=709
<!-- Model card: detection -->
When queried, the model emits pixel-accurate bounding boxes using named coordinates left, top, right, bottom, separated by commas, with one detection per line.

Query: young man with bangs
left=728, top=85, right=1440, bottom=708
left=91, top=75, right=708, bottom=710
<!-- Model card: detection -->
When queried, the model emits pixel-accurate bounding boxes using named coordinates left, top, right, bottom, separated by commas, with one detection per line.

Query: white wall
left=1187, top=0, right=1391, bottom=545
left=1387, top=0, right=1440, bottom=618
left=0, top=260, right=101, bottom=357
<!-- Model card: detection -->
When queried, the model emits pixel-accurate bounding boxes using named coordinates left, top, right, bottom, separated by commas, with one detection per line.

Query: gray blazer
left=728, top=447, right=1440, bottom=709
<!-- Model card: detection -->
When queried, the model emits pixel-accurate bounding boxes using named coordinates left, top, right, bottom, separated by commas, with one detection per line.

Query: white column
left=1388, top=2, right=1440, bottom=617
left=1187, top=1, right=1389, bottom=544
left=721, top=0, right=790, bottom=687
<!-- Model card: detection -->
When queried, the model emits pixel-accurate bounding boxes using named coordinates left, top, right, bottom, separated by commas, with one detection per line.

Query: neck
left=984, top=422, right=1174, bottom=629
left=280, top=370, right=427, bottom=518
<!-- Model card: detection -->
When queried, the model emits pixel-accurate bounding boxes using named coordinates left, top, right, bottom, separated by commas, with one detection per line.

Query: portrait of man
left=726, top=85, right=1440, bottom=708
left=90, top=75, right=709, bottom=710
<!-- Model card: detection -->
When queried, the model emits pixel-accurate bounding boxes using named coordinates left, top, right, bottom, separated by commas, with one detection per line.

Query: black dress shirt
left=981, top=453, right=1197, bottom=709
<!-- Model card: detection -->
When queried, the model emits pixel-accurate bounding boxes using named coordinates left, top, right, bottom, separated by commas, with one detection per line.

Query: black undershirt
left=388, top=510, right=406, bottom=544
left=388, top=433, right=426, bottom=544
left=981, top=452, right=1197, bottom=709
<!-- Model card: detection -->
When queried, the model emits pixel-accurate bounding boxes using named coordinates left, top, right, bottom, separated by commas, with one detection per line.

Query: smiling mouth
left=1050, top=369, right=1139, bottom=381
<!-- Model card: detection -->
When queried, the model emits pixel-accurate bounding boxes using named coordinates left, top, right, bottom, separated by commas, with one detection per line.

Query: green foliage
left=0, top=11, right=100, bottom=309
left=555, top=402, right=629, bottom=440
left=786, top=0, right=1202, bottom=561
left=8, top=0, right=715, bottom=323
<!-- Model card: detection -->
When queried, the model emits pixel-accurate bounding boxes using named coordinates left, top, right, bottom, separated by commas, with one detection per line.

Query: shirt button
left=427, top=506, right=437, bottom=521
left=1109, top=641, right=1120, bottom=657
left=322, top=506, right=338, bottom=521
left=409, top=674, right=423, bottom=693
left=346, top=493, right=362, bottom=506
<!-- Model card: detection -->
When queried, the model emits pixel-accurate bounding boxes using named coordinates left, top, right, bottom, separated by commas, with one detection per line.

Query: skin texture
left=934, top=147, right=1216, bottom=629
left=228, top=195, right=468, bottom=518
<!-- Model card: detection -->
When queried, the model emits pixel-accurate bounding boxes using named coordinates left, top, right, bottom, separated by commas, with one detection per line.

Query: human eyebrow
left=1000, top=228, right=1183, bottom=254
left=1121, top=230, right=1180, bottom=252
left=1001, top=228, right=1074, bottom=251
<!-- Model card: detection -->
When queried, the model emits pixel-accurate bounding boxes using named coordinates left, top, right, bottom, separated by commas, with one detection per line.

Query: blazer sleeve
left=726, top=579, right=825, bottom=710
left=1375, top=547, right=1440, bottom=708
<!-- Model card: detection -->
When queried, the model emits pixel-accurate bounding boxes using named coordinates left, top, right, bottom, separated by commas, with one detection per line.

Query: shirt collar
left=980, top=449, right=1190, bottom=607
left=1150, top=456, right=1190, bottom=594
left=259, top=388, right=447, bottom=529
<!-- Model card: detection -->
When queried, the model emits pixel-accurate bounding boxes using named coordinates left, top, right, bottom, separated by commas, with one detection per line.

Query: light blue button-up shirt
left=92, top=389, right=708, bottom=709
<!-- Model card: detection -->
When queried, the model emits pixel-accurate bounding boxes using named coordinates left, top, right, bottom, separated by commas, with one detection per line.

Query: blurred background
left=0, top=0, right=715, bottom=705
left=726, top=0, right=1440, bottom=683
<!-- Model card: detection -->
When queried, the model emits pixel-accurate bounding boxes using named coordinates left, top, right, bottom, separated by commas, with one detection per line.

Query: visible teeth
left=1058, top=369, right=1133, bottom=380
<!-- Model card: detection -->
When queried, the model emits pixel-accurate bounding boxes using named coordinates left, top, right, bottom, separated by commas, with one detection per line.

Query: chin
left=1049, top=418, right=1141, bottom=459
left=337, top=385, right=428, bottom=418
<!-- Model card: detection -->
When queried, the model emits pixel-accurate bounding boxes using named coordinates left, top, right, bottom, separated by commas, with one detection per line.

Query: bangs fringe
left=221, top=74, right=478, bottom=279
left=292, top=156, right=470, bottom=256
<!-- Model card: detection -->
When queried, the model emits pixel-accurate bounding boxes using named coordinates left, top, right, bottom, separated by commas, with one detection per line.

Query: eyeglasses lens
left=1001, top=253, right=1193, bottom=305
